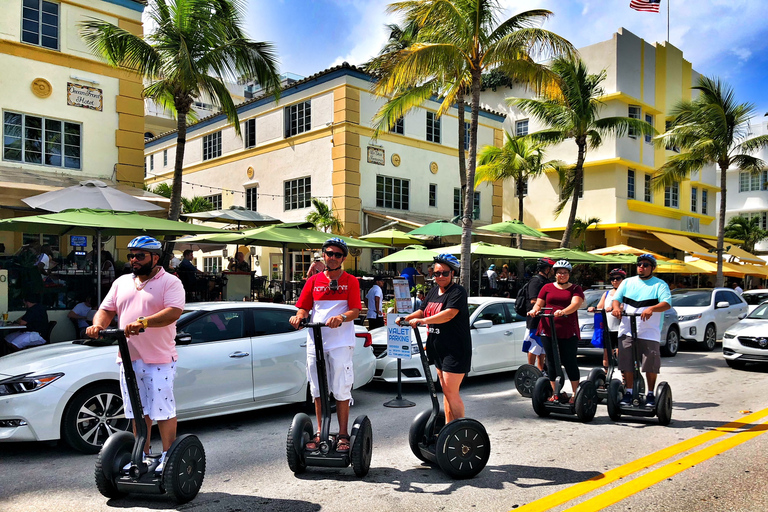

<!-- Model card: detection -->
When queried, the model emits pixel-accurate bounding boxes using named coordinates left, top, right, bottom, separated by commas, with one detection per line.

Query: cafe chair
left=44, top=320, right=57, bottom=344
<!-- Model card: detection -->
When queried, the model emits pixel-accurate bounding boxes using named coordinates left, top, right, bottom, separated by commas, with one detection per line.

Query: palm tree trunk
left=460, top=68, right=482, bottom=291
left=716, top=162, right=728, bottom=287
left=561, top=142, right=586, bottom=248
left=517, top=181, right=525, bottom=250
left=169, top=105, right=189, bottom=222
left=457, top=95, right=467, bottom=194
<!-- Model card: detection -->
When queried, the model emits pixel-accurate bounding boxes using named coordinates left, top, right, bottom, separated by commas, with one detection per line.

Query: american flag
left=630, top=0, right=661, bottom=13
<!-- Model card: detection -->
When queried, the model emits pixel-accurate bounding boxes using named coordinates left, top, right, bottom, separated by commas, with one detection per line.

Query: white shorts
left=6, top=331, right=45, bottom=349
left=307, top=346, right=354, bottom=404
left=119, top=359, right=177, bottom=421
left=524, top=329, right=544, bottom=356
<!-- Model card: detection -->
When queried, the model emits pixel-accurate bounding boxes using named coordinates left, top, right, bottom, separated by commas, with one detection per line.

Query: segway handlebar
left=96, top=327, right=144, bottom=339
left=535, top=307, right=568, bottom=318
left=298, top=319, right=327, bottom=329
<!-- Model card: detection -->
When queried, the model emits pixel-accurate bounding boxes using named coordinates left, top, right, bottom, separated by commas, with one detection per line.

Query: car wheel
left=725, top=358, right=747, bottom=370
left=702, top=324, right=717, bottom=352
left=62, top=382, right=131, bottom=454
left=661, top=327, right=679, bottom=357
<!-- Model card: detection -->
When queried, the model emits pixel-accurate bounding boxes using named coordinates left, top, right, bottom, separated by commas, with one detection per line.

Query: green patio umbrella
left=478, top=220, right=547, bottom=238
left=408, top=220, right=472, bottom=238
left=359, top=229, right=422, bottom=246
left=543, top=248, right=624, bottom=264
left=373, top=245, right=440, bottom=264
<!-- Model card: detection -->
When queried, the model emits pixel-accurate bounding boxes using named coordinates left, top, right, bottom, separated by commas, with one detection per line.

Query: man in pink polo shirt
left=87, top=236, right=185, bottom=473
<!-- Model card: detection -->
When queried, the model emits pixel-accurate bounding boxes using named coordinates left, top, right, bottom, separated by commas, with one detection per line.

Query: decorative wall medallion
left=391, top=154, right=401, bottom=167
left=246, top=166, right=254, bottom=179
left=429, top=161, right=438, bottom=174
left=31, top=78, right=52, bottom=98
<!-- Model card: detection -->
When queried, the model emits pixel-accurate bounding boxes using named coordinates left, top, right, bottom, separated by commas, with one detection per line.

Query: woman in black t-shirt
left=399, top=255, right=470, bottom=423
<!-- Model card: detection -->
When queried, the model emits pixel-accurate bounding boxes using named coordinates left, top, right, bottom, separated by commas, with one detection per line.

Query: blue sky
left=244, top=0, right=768, bottom=119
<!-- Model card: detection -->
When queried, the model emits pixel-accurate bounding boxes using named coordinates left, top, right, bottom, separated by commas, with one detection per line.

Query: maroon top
left=537, top=283, right=584, bottom=339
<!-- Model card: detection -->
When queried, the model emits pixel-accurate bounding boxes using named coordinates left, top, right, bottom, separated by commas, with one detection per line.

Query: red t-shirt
left=537, top=283, right=584, bottom=340
left=295, top=272, right=361, bottom=350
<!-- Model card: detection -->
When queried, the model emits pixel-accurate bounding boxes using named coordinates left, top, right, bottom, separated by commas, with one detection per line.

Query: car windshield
left=743, top=293, right=768, bottom=306
left=748, top=303, right=768, bottom=319
left=466, top=303, right=480, bottom=317
left=671, top=290, right=711, bottom=307
left=580, top=289, right=607, bottom=310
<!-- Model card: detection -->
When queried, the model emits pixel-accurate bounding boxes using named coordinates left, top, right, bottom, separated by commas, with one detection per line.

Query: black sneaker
left=646, top=392, right=655, bottom=407
left=619, top=391, right=633, bottom=405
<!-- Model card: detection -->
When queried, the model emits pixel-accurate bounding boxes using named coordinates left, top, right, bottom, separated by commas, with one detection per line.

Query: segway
left=587, top=309, right=618, bottom=404
left=95, top=328, right=205, bottom=504
left=515, top=364, right=543, bottom=398
left=286, top=320, right=372, bottom=477
left=531, top=309, right=598, bottom=422
left=606, top=313, right=673, bottom=425
left=401, top=319, right=491, bottom=479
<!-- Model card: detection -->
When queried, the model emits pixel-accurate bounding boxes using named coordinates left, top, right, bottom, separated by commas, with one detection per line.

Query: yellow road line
left=513, top=407, right=768, bottom=512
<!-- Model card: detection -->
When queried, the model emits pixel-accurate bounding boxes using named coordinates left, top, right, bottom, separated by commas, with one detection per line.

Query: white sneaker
left=155, top=451, right=167, bottom=474
left=123, top=450, right=152, bottom=471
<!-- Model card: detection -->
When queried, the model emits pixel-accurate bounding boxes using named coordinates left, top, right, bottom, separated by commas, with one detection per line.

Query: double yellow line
left=514, top=407, right=768, bottom=512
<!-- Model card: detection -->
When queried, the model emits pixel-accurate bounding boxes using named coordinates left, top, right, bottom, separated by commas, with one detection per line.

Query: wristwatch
left=339, top=313, right=348, bottom=322
left=137, top=316, right=148, bottom=328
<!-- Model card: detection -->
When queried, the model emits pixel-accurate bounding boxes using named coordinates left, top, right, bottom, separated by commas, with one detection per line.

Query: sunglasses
left=637, top=262, right=652, bottom=268
left=127, top=253, right=152, bottom=261
left=610, top=277, right=624, bottom=281
left=434, top=270, right=452, bottom=277
left=324, top=251, right=344, bottom=259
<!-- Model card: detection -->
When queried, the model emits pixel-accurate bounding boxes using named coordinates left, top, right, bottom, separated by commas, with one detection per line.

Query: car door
left=470, top=302, right=516, bottom=373
left=175, top=309, right=254, bottom=415
left=724, top=291, right=748, bottom=332
left=504, top=303, right=529, bottom=366
left=250, top=307, right=307, bottom=405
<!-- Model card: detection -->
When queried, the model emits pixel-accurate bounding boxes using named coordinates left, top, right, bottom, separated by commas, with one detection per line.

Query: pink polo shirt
left=100, top=267, right=185, bottom=364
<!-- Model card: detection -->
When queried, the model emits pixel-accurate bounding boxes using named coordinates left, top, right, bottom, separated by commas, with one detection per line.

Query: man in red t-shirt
left=290, top=238, right=361, bottom=453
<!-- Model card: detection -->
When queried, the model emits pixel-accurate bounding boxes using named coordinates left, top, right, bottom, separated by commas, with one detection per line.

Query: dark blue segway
left=587, top=309, right=618, bottom=404
left=401, top=319, right=491, bottom=479
left=286, top=320, right=372, bottom=477
left=95, top=329, right=205, bottom=504
left=606, top=313, right=673, bottom=425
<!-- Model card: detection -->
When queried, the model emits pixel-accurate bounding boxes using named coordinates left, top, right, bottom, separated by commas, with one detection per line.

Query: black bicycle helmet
left=536, top=257, right=556, bottom=272
left=609, top=268, right=627, bottom=278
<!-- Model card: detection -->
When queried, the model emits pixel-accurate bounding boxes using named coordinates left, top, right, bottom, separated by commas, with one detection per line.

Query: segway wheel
left=435, top=418, right=490, bottom=479
left=575, top=380, right=598, bottom=423
left=95, top=431, right=133, bottom=499
left=163, top=434, right=206, bottom=504
left=606, top=379, right=624, bottom=421
left=409, top=408, right=445, bottom=463
left=515, top=364, right=542, bottom=398
left=286, top=413, right=314, bottom=474
left=531, top=377, right=552, bottom=417
left=350, top=415, right=373, bottom=477
left=587, top=367, right=607, bottom=404
left=656, top=382, right=673, bottom=426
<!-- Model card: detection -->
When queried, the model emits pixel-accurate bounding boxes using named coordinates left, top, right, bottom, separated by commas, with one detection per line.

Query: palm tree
left=654, top=76, right=768, bottom=286
left=182, top=196, right=214, bottom=215
left=79, top=0, right=281, bottom=221
left=510, top=57, right=655, bottom=248
left=475, top=133, right=562, bottom=248
left=306, top=198, right=343, bottom=233
left=724, top=215, right=768, bottom=255
left=371, top=1, right=575, bottom=288
left=572, top=217, right=601, bottom=251
left=151, top=182, right=173, bottom=198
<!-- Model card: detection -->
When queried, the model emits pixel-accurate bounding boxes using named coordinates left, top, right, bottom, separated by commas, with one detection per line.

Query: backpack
left=514, top=283, right=529, bottom=317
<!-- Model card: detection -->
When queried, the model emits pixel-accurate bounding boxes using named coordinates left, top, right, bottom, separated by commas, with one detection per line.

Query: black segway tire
left=532, top=377, right=552, bottom=417
left=587, top=367, right=607, bottom=404
left=435, top=418, right=490, bottom=479
left=607, top=379, right=624, bottom=421
left=515, top=364, right=542, bottom=398
left=575, top=380, right=598, bottom=422
left=350, top=414, right=373, bottom=477
left=409, top=408, right=445, bottom=463
left=657, top=382, right=673, bottom=426
left=95, top=431, right=133, bottom=499
left=286, top=413, right=313, bottom=474
left=163, top=434, right=206, bottom=504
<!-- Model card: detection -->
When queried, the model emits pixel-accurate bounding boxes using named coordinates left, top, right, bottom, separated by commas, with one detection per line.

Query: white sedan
left=723, top=302, right=768, bottom=369
left=371, top=297, right=528, bottom=383
left=0, top=302, right=375, bottom=453
left=670, top=288, right=748, bottom=351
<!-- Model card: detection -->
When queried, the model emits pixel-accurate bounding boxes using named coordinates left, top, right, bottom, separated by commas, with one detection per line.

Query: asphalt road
left=2, top=346, right=768, bottom=512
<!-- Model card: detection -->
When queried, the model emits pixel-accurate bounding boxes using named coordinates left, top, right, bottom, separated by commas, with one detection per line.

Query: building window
left=628, top=106, right=641, bottom=138
left=245, top=187, right=258, bottom=211
left=464, top=122, right=470, bottom=151
left=627, top=169, right=635, bottom=199
left=644, top=173, right=652, bottom=202
left=429, top=183, right=437, bottom=207
left=454, top=189, right=480, bottom=219
left=515, top=178, right=528, bottom=197
left=390, top=117, right=404, bottom=135
left=747, top=211, right=768, bottom=231
left=515, top=119, right=529, bottom=137
left=3, top=111, right=81, bottom=169
left=644, top=114, right=653, bottom=143
left=284, top=101, right=311, bottom=138
left=202, top=131, right=222, bottom=161
left=292, top=252, right=312, bottom=280
left=426, top=112, right=441, bottom=143
left=203, top=256, right=222, bottom=273
left=739, top=170, right=768, bottom=192
left=702, top=189, right=708, bottom=215
left=376, top=175, right=409, bottom=210
left=664, top=182, right=679, bottom=208
left=284, top=176, right=311, bottom=210
left=204, top=194, right=222, bottom=210
left=163, top=149, right=168, bottom=167
left=691, top=186, right=698, bottom=213
left=244, top=118, right=256, bottom=148
left=21, top=0, right=59, bottom=50
left=149, top=154, right=154, bottom=171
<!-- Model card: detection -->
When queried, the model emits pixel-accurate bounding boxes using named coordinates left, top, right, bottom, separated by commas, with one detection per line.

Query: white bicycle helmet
left=552, top=259, right=572, bottom=272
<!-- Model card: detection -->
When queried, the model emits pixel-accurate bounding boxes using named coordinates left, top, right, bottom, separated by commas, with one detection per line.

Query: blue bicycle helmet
left=127, top=235, right=162, bottom=254
left=637, top=253, right=657, bottom=269
left=433, top=253, right=460, bottom=272
left=322, top=237, right=349, bottom=257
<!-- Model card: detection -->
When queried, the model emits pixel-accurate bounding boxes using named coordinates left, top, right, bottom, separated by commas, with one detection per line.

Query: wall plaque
left=367, top=146, right=385, bottom=166
left=67, top=82, right=103, bottom=111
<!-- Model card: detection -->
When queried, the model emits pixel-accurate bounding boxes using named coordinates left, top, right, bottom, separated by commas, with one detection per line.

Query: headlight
left=581, top=324, right=594, bottom=331
left=0, top=373, right=64, bottom=396
left=678, top=314, right=702, bottom=322
left=723, top=332, right=736, bottom=339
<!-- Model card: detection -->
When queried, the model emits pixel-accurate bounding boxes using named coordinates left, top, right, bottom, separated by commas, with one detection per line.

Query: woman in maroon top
left=528, top=260, right=584, bottom=403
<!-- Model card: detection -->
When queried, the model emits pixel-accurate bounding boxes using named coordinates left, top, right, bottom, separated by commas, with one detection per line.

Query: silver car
left=722, top=301, right=768, bottom=369
left=0, top=302, right=375, bottom=453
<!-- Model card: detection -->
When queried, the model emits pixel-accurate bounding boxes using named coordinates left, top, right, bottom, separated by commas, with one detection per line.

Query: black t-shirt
left=526, top=273, right=550, bottom=330
left=420, top=283, right=471, bottom=373
left=21, top=302, right=49, bottom=336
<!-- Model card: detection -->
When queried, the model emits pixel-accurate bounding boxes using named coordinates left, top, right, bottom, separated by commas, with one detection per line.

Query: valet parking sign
left=386, top=278, right=413, bottom=359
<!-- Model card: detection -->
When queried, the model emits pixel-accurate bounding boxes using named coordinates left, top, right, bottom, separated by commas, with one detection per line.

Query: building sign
left=70, top=235, right=87, bottom=247
left=367, top=146, right=385, bottom=166
left=67, top=82, right=103, bottom=111
left=681, top=216, right=700, bottom=233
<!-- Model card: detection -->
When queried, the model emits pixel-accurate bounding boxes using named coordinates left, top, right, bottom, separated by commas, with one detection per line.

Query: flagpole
left=667, top=0, right=670, bottom=43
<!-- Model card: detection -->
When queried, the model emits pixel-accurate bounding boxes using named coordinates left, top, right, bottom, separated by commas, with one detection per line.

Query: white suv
left=670, top=288, right=748, bottom=351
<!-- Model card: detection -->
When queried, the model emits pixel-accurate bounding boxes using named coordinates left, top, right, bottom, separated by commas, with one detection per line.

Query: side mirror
left=473, top=319, right=493, bottom=329
left=175, top=331, right=192, bottom=345
left=715, top=301, right=730, bottom=309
